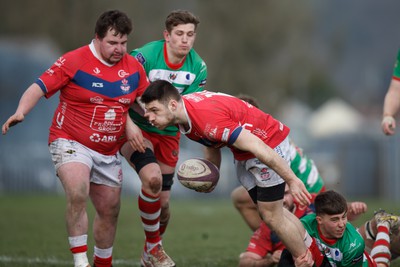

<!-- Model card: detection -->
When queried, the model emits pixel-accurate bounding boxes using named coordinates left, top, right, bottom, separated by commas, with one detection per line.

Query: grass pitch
left=0, top=194, right=399, bottom=267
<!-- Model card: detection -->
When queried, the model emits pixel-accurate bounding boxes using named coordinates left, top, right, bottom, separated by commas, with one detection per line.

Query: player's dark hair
left=141, top=80, right=181, bottom=105
left=95, top=10, right=132, bottom=39
left=237, top=94, right=260, bottom=108
left=315, top=190, right=348, bottom=216
left=165, top=10, right=200, bottom=32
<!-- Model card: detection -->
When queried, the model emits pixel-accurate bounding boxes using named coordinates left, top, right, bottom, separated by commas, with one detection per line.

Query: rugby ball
left=177, top=158, right=220, bottom=193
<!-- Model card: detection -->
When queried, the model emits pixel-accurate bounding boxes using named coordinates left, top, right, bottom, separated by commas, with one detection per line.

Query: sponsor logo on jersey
left=352, top=254, right=363, bottom=263
left=199, top=79, right=207, bottom=87
left=104, top=109, right=116, bottom=120
left=56, top=102, right=67, bottom=129
left=46, top=68, right=55, bottom=76
left=222, top=128, right=230, bottom=142
left=118, top=69, right=129, bottom=78
left=185, top=73, right=191, bottom=80
left=118, top=98, right=131, bottom=104
left=93, top=67, right=101, bottom=75
left=206, top=126, right=218, bottom=139
left=201, top=61, right=206, bottom=70
left=120, top=78, right=130, bottom=93
left=92, top=82, right=104, bottom=88
left=90, top=96, right=104, bottom=104
left=135, top=53, right=146, bottom=65
left=54, top=57, right=66, bottom=68
left=89, top=133, right=117, bottom=143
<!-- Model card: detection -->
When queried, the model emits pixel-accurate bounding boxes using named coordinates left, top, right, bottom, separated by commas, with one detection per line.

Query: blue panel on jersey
left=72, top=70, right=141, bottom=98
left=228, top=127, right=242, bottom=145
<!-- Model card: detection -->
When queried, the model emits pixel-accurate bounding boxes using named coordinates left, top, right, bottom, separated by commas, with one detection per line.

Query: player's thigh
left=147, top=132, right=179, bottom=169
left=58, top=162, right=91, bottom=197
left=90, top=183, right=121, bottom=216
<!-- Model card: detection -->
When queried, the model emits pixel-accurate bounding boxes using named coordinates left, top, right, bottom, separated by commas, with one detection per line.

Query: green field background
left=0, top=195, right=399, bottom=267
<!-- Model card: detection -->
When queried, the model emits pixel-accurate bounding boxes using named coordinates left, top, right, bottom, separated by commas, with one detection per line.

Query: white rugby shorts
left=49, top=138, right=123, bottom=187
left=235, top=136, right=290, bottom=190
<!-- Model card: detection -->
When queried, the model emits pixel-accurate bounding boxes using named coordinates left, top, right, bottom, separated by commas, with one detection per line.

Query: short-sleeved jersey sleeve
left=393, top=49, right=400, bottom=80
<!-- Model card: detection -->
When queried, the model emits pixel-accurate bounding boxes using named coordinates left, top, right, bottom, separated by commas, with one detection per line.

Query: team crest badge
left=120, top=79, right=130, bottom=93
left=168, top=73, right=178, bottom=81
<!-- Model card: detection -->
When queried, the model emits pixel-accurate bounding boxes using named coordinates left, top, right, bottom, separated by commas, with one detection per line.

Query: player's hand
left=347, top=201, right=367, bottom=221
left=272, top=250, right=283, bottom=263
left=382, top=115, right=396, bottom=135
left=294, top=249, right=314, bottom=267
left=2, top=113, right=25, bottom=135
left=288, top=179, right=312, bottom=207
left=125, top=119, right=146, bottom=153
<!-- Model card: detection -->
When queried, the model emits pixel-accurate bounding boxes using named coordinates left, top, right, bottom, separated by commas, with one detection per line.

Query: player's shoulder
left=130, top=40, right=164, bottom=65
left=60, top=45, right=92, bottom=68
left=131, top=40, right=164, bottom=55
left=187, top=48, right=207, bottom=67
left=300, top=213, right=317, bottom=229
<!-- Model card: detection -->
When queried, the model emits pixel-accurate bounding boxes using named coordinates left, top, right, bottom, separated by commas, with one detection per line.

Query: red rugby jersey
left=180, top=91, right=290, bottom=161
left=36, top=43, right=149, bottom=155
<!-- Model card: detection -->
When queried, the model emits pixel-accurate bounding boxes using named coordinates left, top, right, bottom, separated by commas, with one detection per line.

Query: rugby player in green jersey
left=279, top=190, right=399, bottom=267
left=120, top=10, right=207, bottom=267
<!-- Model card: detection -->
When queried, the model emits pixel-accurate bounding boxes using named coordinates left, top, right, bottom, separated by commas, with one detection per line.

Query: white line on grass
left=0, top=255, right=140, bottom=266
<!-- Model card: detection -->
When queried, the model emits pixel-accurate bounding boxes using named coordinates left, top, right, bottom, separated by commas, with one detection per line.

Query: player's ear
left=316, top=215, right=323, bottom=224
left=169, top=99, right=178, bottom=111
left=163, top=30, right=170, bottom=42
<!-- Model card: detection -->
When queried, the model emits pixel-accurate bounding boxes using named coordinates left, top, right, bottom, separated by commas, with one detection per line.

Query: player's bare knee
left=147, top=175, right=162, bottom=194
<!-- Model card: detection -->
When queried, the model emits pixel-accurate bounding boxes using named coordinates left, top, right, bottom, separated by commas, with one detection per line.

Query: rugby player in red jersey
left=2, top=10, right=172, bottom=267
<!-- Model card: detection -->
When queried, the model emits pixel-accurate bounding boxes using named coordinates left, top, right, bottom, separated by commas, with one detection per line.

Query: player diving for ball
left=135, top=80, right=316, bottom=267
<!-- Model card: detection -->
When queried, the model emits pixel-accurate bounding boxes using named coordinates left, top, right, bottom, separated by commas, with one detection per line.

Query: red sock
left=93, top=255, right=112, bottom=267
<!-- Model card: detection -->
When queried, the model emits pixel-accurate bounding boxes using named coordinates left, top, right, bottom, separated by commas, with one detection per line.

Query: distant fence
left=1, top=133, right=399, bottom=201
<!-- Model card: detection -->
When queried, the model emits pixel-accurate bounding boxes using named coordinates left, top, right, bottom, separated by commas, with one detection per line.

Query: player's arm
left=382, top=78, right=400, bottom=135
left=232, top=129, right=311, bottom=206
left=203, top=146, right=221, bottom=168
left=2, top=83, right=44, bottom=135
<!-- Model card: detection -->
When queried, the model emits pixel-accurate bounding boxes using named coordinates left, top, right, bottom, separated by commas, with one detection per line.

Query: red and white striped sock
left=93, top=246, right=113, bottom=267
left=371, top=224, right=391, bottom=267
left=138, top=189, right=161, bottom=251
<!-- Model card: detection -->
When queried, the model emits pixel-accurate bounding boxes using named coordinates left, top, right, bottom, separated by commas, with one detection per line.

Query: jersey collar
left=164, top=42, right=186, bottom=70
left=89, top=40, right=114, bottom=67
left=178, top=100, right=192, bottom=134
